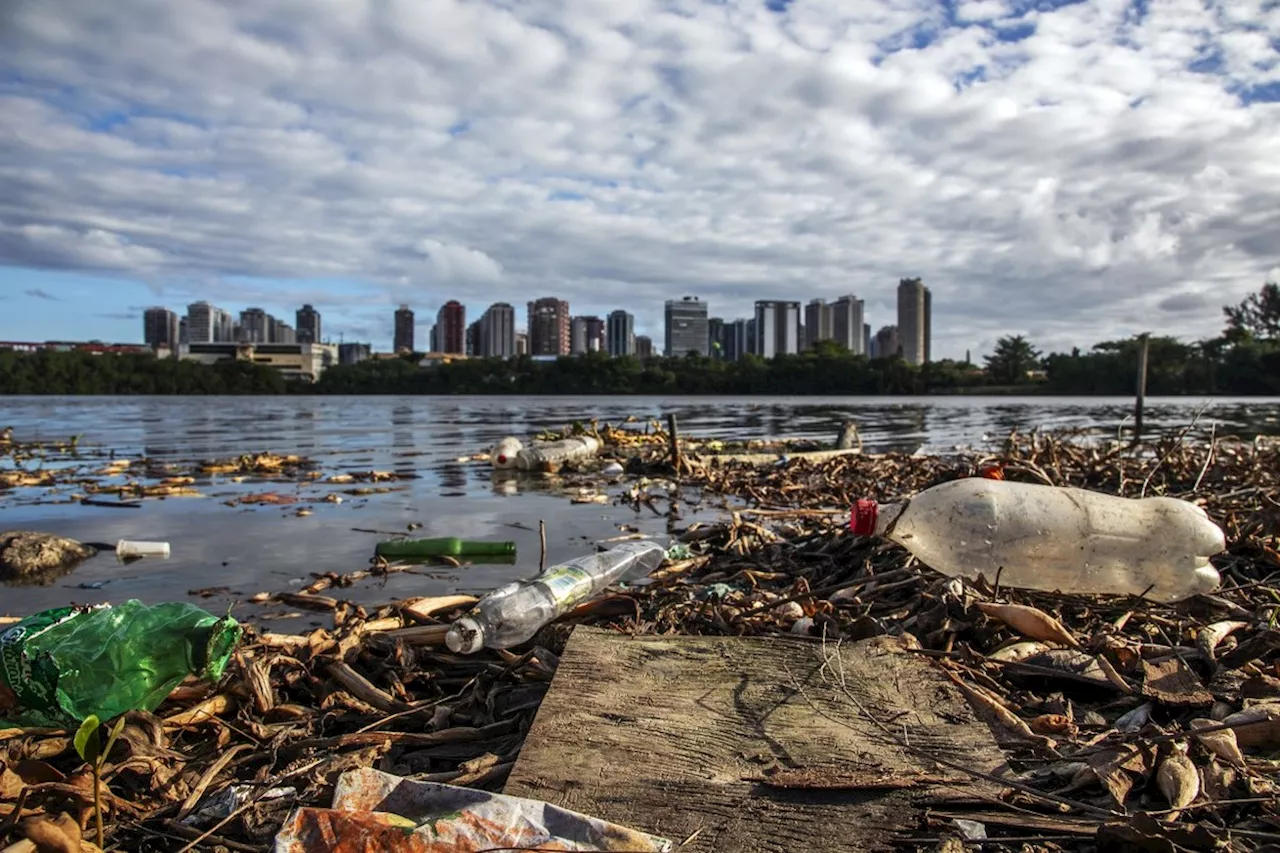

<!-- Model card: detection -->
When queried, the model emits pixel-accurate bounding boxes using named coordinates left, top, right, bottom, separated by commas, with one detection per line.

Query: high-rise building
left=142, top=307, right=179, bottom=349
left=753, top=301, right=801, bottom=359
left=186, top=301, right=234, bottom=344
left=873, top=325, right=901, bottom=359
left=436, top=300, right=466, bottom=354
left=338, top=342, right=371, bottom=364
left=270, top=318, right=295, bottom=344
left=897, top=278, right=932, bottom=365
left=804, top=300, right=834, bottom=350
left=725, top=318, right=753, bottom=362
left=635, top=335, right=653, bottom=358
left=527, top=297, right=570, bottom=356
left=606, top=310, right=635, bottom=357
left=394, top=305, right=415, bottom=353
left=465, top=320, right=482, bottom=356
left=480, top=302, right=517, bottom=357
left=515, top=332, right=529, bottom=356
left=296, top=304, right=321, bottom=344
left=707, top=317, right=726, bottom=359
left=239, top=308, right=269, bottom=343
left=831, top=295, right=866, bottom=355
left=570, top=316, right=605, bottom=354
left=664, top=296, right=708, bottom=357
left=863, top=323, right=871, bottom=356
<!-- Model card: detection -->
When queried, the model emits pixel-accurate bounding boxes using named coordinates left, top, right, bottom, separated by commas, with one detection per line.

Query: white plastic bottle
left=490, top=436, right=601, bottom=472
left=851, top=478, right=1225, bottom=602
left=446, top=540, right=666, bottom=654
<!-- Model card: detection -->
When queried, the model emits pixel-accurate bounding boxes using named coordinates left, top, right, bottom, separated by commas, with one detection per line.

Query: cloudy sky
left=1, top=0, right=1278, bottom=359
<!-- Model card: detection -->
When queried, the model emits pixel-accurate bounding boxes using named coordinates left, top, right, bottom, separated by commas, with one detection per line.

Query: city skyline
left=2, top=1, right=1275, bottom=360
left=121, top=280, right=931, bottom=365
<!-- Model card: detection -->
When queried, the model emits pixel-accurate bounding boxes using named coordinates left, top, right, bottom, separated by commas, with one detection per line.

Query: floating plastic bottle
left=375, top=537, right=516, bottom=559
left=491, top=436, right=601, bottom=472
left=0, top=600, right=242, bottom=726
left=446, top=540, right=667, bottom=654
left=851, top=478, right=1226, bottom=602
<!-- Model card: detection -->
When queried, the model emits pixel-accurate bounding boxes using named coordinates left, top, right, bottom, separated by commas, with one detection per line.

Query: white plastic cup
left=116, top=539, right=171, bottom=559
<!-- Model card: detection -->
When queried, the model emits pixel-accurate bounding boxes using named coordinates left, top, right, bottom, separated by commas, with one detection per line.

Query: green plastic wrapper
left=0, top=599, right=242, bottom=727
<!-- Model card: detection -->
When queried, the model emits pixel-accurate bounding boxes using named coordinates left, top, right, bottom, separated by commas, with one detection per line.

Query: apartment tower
left=896, top=278, right=932, bottom=365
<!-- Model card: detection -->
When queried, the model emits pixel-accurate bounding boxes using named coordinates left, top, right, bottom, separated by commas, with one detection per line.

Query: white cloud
left=0, top=0, right=1278, bottom=355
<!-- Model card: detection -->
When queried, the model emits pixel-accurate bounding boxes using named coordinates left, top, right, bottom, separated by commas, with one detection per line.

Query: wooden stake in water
left=666, top=413, right=682, bottom=475
left=1134, top=333, right=1150, bottom=440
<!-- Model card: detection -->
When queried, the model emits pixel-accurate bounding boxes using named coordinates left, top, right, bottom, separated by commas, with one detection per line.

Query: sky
left=1, top=0, right=1278, bottom=360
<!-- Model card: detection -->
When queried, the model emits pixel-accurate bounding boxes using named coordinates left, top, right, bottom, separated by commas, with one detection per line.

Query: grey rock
left=0, top=530, right=98, bottom=579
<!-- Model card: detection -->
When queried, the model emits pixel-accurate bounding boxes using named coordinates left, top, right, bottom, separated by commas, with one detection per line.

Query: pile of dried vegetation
left=2, top=426, right=1279, bottom=852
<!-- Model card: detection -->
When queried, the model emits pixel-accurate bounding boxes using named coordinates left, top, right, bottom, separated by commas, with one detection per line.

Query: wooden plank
left=504, top=628, right=1008, bottom=853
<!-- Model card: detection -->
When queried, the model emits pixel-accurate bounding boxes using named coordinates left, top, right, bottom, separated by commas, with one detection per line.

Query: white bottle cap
left=446, top=616, right=485, bottom=654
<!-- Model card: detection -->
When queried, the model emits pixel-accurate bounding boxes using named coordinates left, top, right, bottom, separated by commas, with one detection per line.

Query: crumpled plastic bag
left=274, top=767, right=672, bottom=853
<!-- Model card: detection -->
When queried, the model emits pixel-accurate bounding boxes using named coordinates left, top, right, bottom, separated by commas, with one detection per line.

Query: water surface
left=2, top=394, right=1277, bottom=621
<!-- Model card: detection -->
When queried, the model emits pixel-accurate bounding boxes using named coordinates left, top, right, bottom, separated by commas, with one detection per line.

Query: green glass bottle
left=374, top=537, right=517, bottom=559
left=0, top=600, right=242, bottom=727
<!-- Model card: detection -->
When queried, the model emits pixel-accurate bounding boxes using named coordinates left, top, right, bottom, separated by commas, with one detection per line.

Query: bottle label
left=0, top=605, right=86, bottom=717
left=537, top=565, right=596, bottom=608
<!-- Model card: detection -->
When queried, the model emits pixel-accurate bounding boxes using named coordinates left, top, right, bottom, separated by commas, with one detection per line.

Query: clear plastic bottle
left=446, top=540, right=666, bottom=653
left=851, top=478, right=1226, bottom=602
left=491, top=436, right=601, bottom=472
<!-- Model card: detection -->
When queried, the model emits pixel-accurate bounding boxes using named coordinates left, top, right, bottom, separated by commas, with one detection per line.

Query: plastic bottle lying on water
left=446, top=540, right=667, bottom=654
left=851, top=478, right=1226, bottom=603
left=491, top=436, right=601, bottom=472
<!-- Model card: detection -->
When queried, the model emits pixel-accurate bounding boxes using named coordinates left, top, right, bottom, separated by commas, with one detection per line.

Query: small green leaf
left=74, top=715, right=101, bottom=764
left=102, top=716, right=127, bottom=763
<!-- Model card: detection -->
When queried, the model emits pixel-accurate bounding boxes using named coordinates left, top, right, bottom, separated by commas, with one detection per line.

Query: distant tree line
left=2, top=282, right=1278, bottom=396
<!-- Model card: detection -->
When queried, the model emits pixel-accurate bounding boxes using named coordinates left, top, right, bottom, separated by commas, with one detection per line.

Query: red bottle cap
left=851, top=499, right=878, bottom=536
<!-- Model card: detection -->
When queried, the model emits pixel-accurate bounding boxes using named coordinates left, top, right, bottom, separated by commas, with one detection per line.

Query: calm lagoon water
left=2, top=394, right=1277, bottom=621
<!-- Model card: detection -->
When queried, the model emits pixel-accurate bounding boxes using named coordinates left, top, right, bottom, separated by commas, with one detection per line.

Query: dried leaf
left=1197, top=621, right=1248, bottom=663
left=1089, top=742, right=1155, bottom=809
left=976, top=602, right=1079, bottom=648
left=1029, top=714, right=1077, bottom=737
left=947, top=673, right=1058, bottom=753
left=1156, top=744, right=1199, bottom=818
left=1222, top=703, right=1280, bottom=748
left=399, top=596, right=479, bottom=621
left=163, top=694, right=233, bottom=727
left=1200, top=759, right=1237, bottom=802
left=987, top=641, right=1050, bottom=663
left=1142, top=658, right=1213, bottom=707
left=1189, top=718, right=1247, bottom=768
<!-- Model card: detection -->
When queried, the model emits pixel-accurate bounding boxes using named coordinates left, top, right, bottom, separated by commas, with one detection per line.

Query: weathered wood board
left=504, top=628, right=1009, bottom=853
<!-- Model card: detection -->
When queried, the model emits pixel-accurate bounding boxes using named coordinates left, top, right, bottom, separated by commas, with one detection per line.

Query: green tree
left=983, top=336, right=1042, bottom=385
left=1224, top=281, right=1280, bottom=341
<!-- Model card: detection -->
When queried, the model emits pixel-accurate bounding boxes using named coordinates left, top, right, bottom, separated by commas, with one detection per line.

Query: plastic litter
left=116, top=539, right=170, bottom=559
left=274, top=767, right=672, bottom=852
left=0, top=600, right=242, bottom=726
left=851, top=477, right=1226, bottom=602
left=374, top=537, right=516, bottom=559
left=446, top=540, right=666, bottom=654
left=491, top=435, right=601, bottom=471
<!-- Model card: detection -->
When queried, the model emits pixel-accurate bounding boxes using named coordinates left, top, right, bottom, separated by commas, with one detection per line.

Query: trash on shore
left=114, top=539, right=170, bottom=561
left=0, top=531, right=97, bottom=581
left=490, top=435, right=601, bottom=472
left=851, top=476, right=1227, bottom=602
left=1, top=426, right=1279, bottom=851
left=276, top=767, right=673, bottom=852
left=446, top=540, right=667, bottom=654
left=0, top=600, right=241, bottom=727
